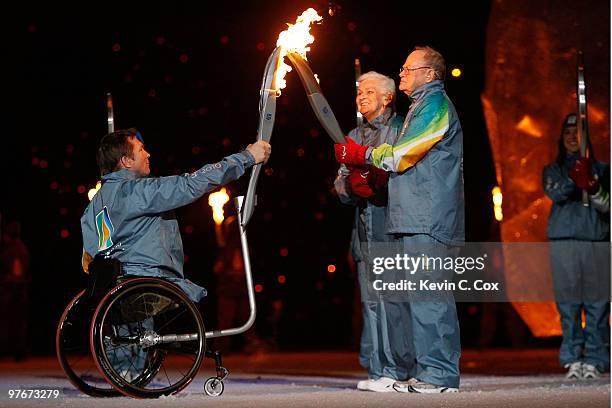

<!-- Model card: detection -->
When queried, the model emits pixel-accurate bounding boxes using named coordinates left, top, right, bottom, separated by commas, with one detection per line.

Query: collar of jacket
left=409, top=80, right=444, bottom=102
left=102, top=168, right=140, bottom=182
left=362, top=108, right=394, bottom=130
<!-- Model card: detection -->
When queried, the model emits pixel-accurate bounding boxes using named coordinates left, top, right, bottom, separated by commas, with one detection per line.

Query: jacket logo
left=342, top=146, right=347, bottom=159
left=96, top=206, right=114, bottom=251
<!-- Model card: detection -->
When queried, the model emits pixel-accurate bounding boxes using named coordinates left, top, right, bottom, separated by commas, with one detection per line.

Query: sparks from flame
left=208, top=187, right=230, bottom=225
left=274, top=8, right=323, bottom=91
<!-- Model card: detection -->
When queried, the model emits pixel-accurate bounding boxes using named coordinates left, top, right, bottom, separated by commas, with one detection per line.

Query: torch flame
left=208, top=187, right=230, bottom=225
left=275, top=8, right=323, bottom=91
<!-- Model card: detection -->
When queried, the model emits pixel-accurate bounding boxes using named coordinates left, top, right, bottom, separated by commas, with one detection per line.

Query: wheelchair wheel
left=90, top=278, right=205, bottom=398
left=56, top=290, right=119, bottom=397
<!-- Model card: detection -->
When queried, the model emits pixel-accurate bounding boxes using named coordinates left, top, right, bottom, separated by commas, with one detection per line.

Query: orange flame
left=275, top=8, right=323, bottom=91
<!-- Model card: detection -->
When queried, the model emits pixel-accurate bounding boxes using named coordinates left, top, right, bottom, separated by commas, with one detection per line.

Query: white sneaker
left=582, top=363, right=602, bottom=379
left=395, top=379, right=458, bottom=393
left=392, top=378, right=419, bottom=393
left=564, top=362, right=582, bottom=379
left=356, top=377, right=396, bottom=392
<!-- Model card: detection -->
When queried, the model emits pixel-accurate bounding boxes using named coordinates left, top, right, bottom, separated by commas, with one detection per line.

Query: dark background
left=3, top=1, right=517, bottom=355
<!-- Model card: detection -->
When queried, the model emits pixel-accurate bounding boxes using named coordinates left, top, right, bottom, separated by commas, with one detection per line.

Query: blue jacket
left=334, top=110, right=403, bottom=262
left=367, top=80, right=465, bottom=245
left=543, top=153, right=610, bottom=241
left=81, top=151, right=255, bottom=302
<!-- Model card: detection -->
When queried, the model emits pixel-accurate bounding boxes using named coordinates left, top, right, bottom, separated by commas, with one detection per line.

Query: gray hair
left=357, top=71, right=396, bottom=105
left=414, top=46, right=446, bottom=80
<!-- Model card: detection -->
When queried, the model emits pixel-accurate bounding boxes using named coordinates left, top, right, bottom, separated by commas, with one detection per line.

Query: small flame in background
left=492, top=186, right=503, bottom=221
left=275, top=8, right=323, bottom=91
left=88, top=180, right=102, bottom=201
left=208, top=187, right=230, bottom=225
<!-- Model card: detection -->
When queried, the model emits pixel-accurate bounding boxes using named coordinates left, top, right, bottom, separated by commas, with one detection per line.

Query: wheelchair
left=57, top=197, right=256, bottom=399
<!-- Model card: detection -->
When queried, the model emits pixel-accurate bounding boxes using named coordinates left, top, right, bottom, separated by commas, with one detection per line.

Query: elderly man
left=335, top=71, right=405, bottom=392
left=334, top=46, right=464, bottom=393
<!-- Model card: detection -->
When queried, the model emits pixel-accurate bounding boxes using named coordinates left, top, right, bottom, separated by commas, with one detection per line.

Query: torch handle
left=241, top=48, right=281, bottom=227
left=286, top=52, right=346, bottom=143
left=577, top=51, right=589, bottom=206
left=106, top=93, right=115, bottom=133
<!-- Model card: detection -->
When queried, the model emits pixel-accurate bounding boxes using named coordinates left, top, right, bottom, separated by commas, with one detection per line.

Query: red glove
left=334, top=137, right=368, bottom=166
left=348, top=167, right=374, bottom=198
left=569, top=157, right=599, bottom=194
left=367, top=166, right=390, bottom=190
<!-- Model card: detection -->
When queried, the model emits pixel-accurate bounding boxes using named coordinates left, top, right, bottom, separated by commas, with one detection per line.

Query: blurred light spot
left=280, top=248, right=289, bottom=257
left=148, top=88, right=157, bottom=98
left=327, top=264, right=336, bottom=273
left=515, top=115, right=543, bottom=138
left=192, top=146, right=201, bottom=155
left=66, top=144, right=74, bottom=154
left=222, top=138, right=231, bottom=147
left=278, top=275, right=286, bottom=284
left=156, top=36, right=166, bottom=46
left=32, top=157, right=39, bottom=166
left=39, top=160, right=48, bottom=169
left=220, top=35, right=230, bottom=45
left=77, top=185, right=86, bottom=194
left=255, top=284, right=263, bottom=293
left=451, top=68, right=462, bottom=77
left=347, top=22, right=357, bottom=31
left=468, top=305, right=478, bottom=315
left=50, top=181, right=58, bottom=190
left=112, top=43, right=121, bottom=52
left=589, top=105, right=606, bottom=123
left=315, top=212, right=324, bottom=221
left=184, top=225, right=194, bottom=234
left=297, top=148, right=305, bottom=157
left=59, top=208, right=68, bottom=216
left=256, top=42, right=265, bottom=51
left=309, top=128, right=319, bottom=138
left=361, top=44, right=370, bottom=54
left=179, top=54, right=189, bottom=63
left=60, top=229, right=70, bottom=239
left=265, top=168, right=274, bottom=176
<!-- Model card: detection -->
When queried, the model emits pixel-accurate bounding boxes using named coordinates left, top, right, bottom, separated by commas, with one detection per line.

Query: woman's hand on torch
left=247, top=140, right=272, bottom=164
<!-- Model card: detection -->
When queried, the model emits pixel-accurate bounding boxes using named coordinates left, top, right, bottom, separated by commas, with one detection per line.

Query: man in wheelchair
left=80, top=128, right=270, bottom=302
left=76, top=129, right=270, bottom=389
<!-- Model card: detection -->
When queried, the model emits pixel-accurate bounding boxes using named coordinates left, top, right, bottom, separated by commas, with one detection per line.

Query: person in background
left=543, top=113, right=610, bottom=379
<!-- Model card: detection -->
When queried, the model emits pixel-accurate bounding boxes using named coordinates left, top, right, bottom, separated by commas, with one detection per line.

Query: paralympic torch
left=286, top=52, right=346, bottom=143
left=241, top=8, right=327, bottom=227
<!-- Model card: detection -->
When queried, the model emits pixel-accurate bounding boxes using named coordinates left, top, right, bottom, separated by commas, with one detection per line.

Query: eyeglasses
left=399, top=66, right=431, bottom=74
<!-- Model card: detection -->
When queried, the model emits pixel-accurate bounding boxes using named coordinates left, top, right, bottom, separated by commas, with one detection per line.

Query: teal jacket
left=81, top=151, right=255, bottom=302
left=367, top=80, right=465, bottom=245
left=543, top=153, right=610, bottom=241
